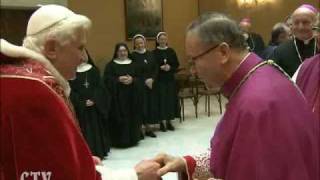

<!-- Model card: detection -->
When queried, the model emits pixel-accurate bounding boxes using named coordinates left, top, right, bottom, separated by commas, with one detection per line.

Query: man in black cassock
left=239, top=17, right=265, bottom=57
left=272, top=4, right=318, bottom=77
left=69, top=50, right=111, bottom=159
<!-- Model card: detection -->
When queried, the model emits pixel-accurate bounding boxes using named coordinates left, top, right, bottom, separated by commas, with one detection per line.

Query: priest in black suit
left=272, top=4, right=318, bottom=77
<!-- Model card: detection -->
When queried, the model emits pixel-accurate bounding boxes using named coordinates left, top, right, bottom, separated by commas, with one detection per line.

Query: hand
left=160, top=65, right=166, bottom=71
left=134, top=160, right=161, bottom=180
left=86, top=99, right=95, bottom=106
left=161, top=64, right=170, bottom=71
left=123, top=75, right=133, bottom=85
left=119, top=75, right=128, bottom=83
left=145, top=78, right=153, bottom=89
left=152, top=153, right=186, bottom=176
left=92, top=156, right=102, bottom=165
left=165, top=64, right=171, bottom=71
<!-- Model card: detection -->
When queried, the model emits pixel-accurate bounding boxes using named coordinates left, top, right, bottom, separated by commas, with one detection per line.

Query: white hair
left=23, top=14, right=91, bottom=53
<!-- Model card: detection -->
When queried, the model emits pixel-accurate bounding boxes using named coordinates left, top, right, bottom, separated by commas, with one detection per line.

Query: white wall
left=1, top=0, right=67, bottom=8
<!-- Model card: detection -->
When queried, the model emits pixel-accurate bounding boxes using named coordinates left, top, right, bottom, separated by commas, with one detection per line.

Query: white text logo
left=20, top=171, right=52, bottom=180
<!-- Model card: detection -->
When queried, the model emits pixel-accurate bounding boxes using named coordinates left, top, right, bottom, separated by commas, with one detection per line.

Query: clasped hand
left=86, top=99, right=95, bottom=107
left=119, top=75, right=133, bottom=85
left=135, top=153, right=186, bottom=180
left=145, top=78, right=154, bottom=89
left=160, top=64, right=171, bottom=71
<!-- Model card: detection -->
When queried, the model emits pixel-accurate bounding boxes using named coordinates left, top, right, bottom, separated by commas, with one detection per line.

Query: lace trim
left=192, top=149, right=213, bottom=179
left=191, top=149, right=224, bottom=180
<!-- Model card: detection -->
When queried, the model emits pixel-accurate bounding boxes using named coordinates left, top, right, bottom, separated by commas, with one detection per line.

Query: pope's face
left=52, top=30, right=87, bottom=80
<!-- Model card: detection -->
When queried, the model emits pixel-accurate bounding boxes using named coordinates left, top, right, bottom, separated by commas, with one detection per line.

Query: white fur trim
left=0, top=39, right=70, bottom=97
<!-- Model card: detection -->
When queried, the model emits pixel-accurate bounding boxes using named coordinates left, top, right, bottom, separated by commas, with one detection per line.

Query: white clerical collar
left=76, top=63, right=92, bottom=72
left=134, top=48, right=146, bottom=54
left=296, top=36, right=314, bottom=45
left=113, top=58, right=132, bottom=64
left=303, top=37, right=314, bottom=45
left=157, top=46, right=168, bottom=50
left=243, top=33, right=249, bottom=40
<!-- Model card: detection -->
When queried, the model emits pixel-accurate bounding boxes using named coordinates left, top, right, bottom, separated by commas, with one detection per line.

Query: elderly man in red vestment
left=0, top=4, right=160, bottom=180
left=153, top=12, right=319, bottom=180
left=293, top=14, right=320, bottom=122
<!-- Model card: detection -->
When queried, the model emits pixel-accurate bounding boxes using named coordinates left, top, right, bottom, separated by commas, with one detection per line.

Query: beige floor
left=102, top=95, right=227, bottom=179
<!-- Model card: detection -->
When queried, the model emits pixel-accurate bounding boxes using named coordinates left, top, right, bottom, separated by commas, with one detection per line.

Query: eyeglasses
left=190, top=43, right=220, bottom=62
left=312, top=27, right=320, bottom=36
left=312, top=27, right=320, bottom=32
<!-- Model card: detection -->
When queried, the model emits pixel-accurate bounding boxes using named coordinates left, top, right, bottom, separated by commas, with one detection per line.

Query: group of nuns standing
left=69, top=32, right=180, bottom=157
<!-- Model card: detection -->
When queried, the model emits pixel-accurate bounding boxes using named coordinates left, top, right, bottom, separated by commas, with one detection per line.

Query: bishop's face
left=291, top=12, right=315, bottom=41
left=185, top=32, right=226, bottom=90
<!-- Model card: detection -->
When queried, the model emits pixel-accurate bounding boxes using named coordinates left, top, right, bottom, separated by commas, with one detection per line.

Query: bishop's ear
left=219, top=42, right=231, bottom=64
left=43, top=38, right=59, bottom=60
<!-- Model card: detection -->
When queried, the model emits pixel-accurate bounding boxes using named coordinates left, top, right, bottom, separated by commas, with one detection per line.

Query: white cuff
left=96, top=165, right=138, bottom=180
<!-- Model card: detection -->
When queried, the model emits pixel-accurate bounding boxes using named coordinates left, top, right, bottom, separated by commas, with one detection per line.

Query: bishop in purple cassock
left=167, top=11, right=320, bottom=180
left=295, top=20, right=320, bottom=122
left=296, top=54, right=320, bottom=121
left=209, top=53, right=319, bottom=180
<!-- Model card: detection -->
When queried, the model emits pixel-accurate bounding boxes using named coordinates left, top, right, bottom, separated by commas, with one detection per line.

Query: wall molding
left=1, top=0, right=67, bottom=8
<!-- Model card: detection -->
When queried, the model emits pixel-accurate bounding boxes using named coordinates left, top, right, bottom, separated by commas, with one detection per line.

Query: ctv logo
left=20, top=171, right=52, bottom=180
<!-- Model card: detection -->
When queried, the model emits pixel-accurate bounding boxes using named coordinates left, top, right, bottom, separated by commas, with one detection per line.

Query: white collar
left=243, top=33, right=249, bottom=40
left=293, top=37, right=317, bottom=63
left=0, top=39, right=70, bottom=97
left=76, top=63, right=92, bottom=72
left=157, top=46, right=168, bottom=50
left=303, top=37, right=314, bottom=45
left=134, top=48, right=146, bottom=54
left=113, top=58, right=132, bottom=64
left=296, top=36, right=314, bottom=45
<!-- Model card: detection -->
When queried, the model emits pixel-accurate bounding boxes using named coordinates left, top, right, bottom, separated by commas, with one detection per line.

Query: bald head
left=292, top=5, right=317, bottom=18
left=239, top=22, right=251, bottom=33
left=239, top=18, right=252, bottom=33
left=291, top=5, right=317, bottom=40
